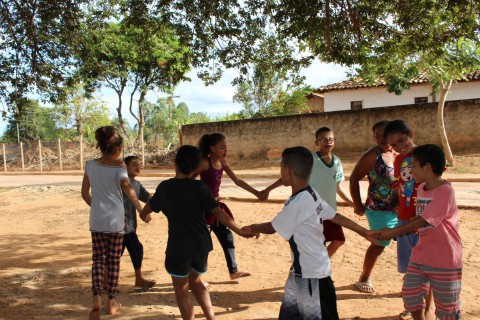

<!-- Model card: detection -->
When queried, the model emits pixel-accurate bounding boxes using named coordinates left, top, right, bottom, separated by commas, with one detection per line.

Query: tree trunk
left=115, top=89, right=128, bottom=136
left=437, top=80, right=454, bottom=166
left=138, top=89, right=147, bottom=166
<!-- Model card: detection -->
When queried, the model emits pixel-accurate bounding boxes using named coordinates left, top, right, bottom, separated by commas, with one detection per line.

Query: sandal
left=355, top=278, right=375, bottom=293
left=134, top=279, right=156, bottom=292
left=398, top=310, right=412, bottom=320
left=229, top=271, right=251, bottom=280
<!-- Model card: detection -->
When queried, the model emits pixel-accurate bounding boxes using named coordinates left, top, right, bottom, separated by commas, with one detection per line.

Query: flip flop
left=134, top=280, right=156, bottom=292
left=229, top=271, right=251, bottom=280
left=355, top=279, right=375, bottom=293
left=398, top=310, right=413, bottom=320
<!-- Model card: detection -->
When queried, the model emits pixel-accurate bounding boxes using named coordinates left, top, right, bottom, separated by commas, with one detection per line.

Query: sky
left=0, top=60, right=350, bottom=136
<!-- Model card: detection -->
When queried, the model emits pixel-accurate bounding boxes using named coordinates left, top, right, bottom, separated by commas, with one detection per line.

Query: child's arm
left=349, top=148, right=376, bottom=215
left=337, top=182, right=354, bottom=207
left=191, top=159, right=209, bottom=179
left=243, top=222, right=276, bottom=235
left=258, top=178, right=283, bottom=201
left=121, top=178, right=143, bottom=215
left=223, top=159, right=260, bottom=198
left=377, top=216, right=428, bottom=240
left=81, top=174, right=92, bottom=206
left=140, top=202, right=153, bottom=223
left=330, top=213, right=379, bottom=244
left=212, top=207, right=259, bottom=238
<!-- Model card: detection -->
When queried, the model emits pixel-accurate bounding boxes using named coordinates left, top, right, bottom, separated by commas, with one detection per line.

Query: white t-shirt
left=85, top=160, right=128, bottom=233
left=272, top=186, right=337, bottom=279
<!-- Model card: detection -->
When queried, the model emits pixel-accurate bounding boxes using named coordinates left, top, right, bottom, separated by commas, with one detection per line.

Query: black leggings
left=122, top=231, right=144, bottom=270
left=211, top=221, right=238, bottom=274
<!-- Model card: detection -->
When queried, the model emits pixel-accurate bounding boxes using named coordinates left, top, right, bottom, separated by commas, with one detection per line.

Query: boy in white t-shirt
left=244, top=146, right=377, bottom=320
left=377, top=144, right=462, bottom=320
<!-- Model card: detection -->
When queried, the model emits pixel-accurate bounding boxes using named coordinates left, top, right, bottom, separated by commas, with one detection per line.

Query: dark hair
left=124, top=155, right=140, bottom=165
left=175, top=145, right=201, bottom=174
left=412, top=144, right=446, bottom=176
left=95, top=126, right=123, bottom=155
left=198, top=133, right=226, bottom=158
left=281, top=146, right=313, bottom=180
left=372, top=120, right=390, bottom=133
left=315, top=127, right=332, bottom=139
left=383, top=119, right=411, bottom=138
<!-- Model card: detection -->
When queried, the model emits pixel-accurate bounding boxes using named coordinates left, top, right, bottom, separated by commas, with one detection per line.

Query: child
left=260, top=127, right=354, bottom=257
left=384, top=119, right=434, bottom=320
left=376, top=144, right=462, bottom=320
left=121, top=156, right=155, bottom=290
left=244, top=146, right=377, bottom=320
left=140, top=145, right=257, bottom=320
left=194, top=133, right=261, bottom=280
left=349, top=120, right=399, bottom=293
left=81, top=126, right=143, bottom=320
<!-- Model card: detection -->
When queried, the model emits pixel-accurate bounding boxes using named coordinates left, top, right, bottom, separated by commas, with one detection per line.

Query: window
left=351, top=101, right=363, bottom=110
left=414, top=97, right=428, bottom=104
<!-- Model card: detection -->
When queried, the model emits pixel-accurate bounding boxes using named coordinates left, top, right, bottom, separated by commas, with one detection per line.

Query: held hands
left=353, top=204, right=366, bottom=216
left=257, top=189, right=270, bottom=201
left=139, top=211, right=152, bottom=223
left=241, top=226, right=260, bottom=239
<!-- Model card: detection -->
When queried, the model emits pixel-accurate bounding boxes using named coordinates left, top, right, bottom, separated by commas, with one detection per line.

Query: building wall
left=306, top=95, right=324, bottom=112
left=324, top=81, right=480, bottom=112
left=181, top=99, right=480, bottom=163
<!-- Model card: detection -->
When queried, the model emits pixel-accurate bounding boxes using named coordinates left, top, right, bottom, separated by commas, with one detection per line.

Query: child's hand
left=353, top=204, right=366, bottom=216
left=140, top=212, right=151, bottom=223
left=257, top=189, right=270, bottom=201
left=365, top=230, right=382, bottom=245
left=377, top=227, right=394, bottom=240
left=241, top=226, right=260, bottom=239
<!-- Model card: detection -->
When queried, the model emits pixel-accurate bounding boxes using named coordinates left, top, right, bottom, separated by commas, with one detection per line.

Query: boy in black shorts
left=140, top=145, right=257, bottom=320
left=244, top=146, right=377, bottom=319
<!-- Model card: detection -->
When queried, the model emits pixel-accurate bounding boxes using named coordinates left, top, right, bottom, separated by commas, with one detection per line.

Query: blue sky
left=0, top=60, right=350, bottom=136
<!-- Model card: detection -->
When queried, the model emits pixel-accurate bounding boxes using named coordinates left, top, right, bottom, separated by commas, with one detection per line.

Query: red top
left=392, top=152, right=418, bottom=220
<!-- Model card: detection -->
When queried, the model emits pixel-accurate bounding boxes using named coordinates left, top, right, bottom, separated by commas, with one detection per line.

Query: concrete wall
left=324, top=81, right=480, bottom=112
left=181, top=99, right=480, bottom=163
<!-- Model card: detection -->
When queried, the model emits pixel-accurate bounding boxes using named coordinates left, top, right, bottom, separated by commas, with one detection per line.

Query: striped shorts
left=402, top=262, right=462, bottom=320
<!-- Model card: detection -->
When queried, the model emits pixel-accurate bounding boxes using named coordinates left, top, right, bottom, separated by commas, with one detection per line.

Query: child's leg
left=424, top=287, right=435, bottom=320
left=428, top=266, right=462, bottom=320
left=326, top=240, right=345, bottom=257
left=211, top=222, right=238, bottom=274
left=91, top=232, right=108, bottom=296
left=124, top=231, right=155, bottom=288
left=172, top=276, right=195, bottom=320
left=402, top=263, right=431, bottom=320
left=106, top=232, right=124, bottom=315
left=188, top=271, right=215, bottom=320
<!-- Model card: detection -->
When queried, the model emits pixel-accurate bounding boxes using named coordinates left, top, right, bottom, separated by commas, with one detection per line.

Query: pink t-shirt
left=411, top=181, right=462, bottom=269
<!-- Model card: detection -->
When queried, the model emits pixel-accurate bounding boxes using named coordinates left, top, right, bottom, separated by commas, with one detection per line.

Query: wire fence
left=1, top=139, right=176, bottom=172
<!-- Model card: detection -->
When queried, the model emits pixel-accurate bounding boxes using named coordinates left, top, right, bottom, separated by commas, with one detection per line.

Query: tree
left=2, top=98, right=60, bottom=142
left=0, top=0, right=93, bottom=109
left=54, top=84, right=112, bottom=144
left=157, top=0, right=480, bottom=164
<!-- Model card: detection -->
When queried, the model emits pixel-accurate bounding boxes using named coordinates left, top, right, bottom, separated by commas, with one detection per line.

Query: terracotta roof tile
left=315, top=70, right=480, bottom=93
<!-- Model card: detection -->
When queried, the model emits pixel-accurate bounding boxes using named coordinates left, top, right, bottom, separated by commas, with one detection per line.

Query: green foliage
left=54, top=84, right=112, bottom=144
left=1, top=98, right=61, bottom=142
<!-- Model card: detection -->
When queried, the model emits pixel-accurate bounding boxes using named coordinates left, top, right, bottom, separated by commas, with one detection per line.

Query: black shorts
left=165, top=253, right=209, bottom=277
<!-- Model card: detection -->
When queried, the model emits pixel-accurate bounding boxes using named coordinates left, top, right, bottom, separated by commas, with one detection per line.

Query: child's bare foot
left=89, top=296, right=102, bottom=320
left=134, top=278, right=156, bottom=291
left=107, top=299, right=122, bottom=315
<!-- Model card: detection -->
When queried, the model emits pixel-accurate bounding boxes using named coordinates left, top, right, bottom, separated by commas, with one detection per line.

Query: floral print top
left=365, top=147, right=399, bottom=212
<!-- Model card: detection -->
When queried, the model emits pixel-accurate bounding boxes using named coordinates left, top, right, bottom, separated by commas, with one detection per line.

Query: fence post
left=80, top=135, right=83, bottom=171
left=20, top=142, right=25, bottom=171
left=39, top=140, right=43, bottom=172
left=2, top=143, right=6, bottom=172
left=58, top=138, right=63, bottom=171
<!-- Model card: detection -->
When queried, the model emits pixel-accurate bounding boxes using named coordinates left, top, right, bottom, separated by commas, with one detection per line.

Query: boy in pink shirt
left=377, top=144, right=462, bottom=320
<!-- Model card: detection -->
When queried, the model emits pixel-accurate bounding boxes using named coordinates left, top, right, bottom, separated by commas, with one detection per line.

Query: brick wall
left=181, top=99, right=480, bottom=162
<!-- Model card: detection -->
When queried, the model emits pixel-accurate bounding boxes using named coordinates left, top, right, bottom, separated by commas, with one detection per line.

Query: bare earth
left=0, top=174, right=479, bottom=320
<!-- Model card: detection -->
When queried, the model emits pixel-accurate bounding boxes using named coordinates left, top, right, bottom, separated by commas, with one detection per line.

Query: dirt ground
left=0, top=175, right=479, bottom=320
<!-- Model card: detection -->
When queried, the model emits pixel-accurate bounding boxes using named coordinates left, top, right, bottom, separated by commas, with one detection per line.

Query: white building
left=312, top=71, right=480, bottom=112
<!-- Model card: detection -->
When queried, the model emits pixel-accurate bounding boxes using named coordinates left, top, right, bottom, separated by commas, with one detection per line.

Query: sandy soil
left=0, top=179, right=479, bottom=320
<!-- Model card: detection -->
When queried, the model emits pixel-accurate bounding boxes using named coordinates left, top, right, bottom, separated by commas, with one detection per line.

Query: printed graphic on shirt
left=416, top=197, right=434, bottom=232
left=399, top=157, right=416, bottom=207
